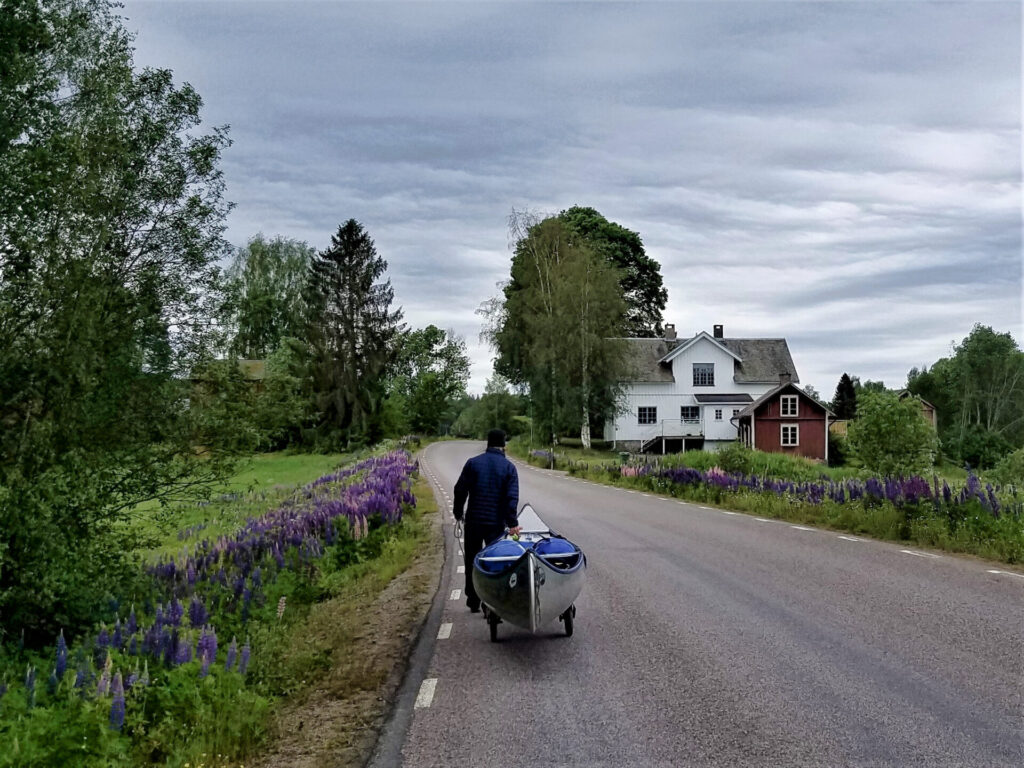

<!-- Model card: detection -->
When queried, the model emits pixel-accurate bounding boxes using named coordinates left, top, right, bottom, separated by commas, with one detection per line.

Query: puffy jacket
left=453, top=447, right=520, bottom=528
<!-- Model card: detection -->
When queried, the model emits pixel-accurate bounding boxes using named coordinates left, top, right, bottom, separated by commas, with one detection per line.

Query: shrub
left=942, top=424, right=1013, bottom=470
left=847, top=391, right=938, bottom=475
left=991, top=448, right=1024, bottom=485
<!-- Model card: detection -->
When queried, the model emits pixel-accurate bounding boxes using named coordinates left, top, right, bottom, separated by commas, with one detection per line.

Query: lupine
left=25, top=666, right=36, bottom=709
left=97, top=654, right=112, bottom=696
left=239, top=641, right=251, bottom=675
left=109, top=673, right=125, bottom=731
left=189, top=596, right=209, bottom=628
left=0, top=676, right=7, bottom=703
left=225, top=637, right=238, bottom=671
left=127, top=606, right=138, bottom=635
left=56, top=630, right=68, bottom=680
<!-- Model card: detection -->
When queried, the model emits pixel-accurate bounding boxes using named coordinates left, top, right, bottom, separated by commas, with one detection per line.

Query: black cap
left=486, top=429, right=506, bottom=448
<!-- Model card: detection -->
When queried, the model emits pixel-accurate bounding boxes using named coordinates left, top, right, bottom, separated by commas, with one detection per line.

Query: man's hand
left=507, top=525, right=522, bottom=536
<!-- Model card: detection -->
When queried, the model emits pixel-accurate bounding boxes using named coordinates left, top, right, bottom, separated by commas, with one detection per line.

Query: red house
left=734, top=377, right=833, bottom=462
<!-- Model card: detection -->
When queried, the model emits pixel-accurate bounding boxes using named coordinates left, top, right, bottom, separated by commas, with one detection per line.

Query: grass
left=132, top=452, right=349, bottom=559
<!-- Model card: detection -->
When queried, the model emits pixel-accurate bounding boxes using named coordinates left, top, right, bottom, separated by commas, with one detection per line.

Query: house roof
left=621, top=338, right=679, bottom=382
left=735, top=381, right=834, bottom=419
left=619, top=334, right=799, bottom=385
left=659, top=331, right=742, bottom=365
left=694, top=393, right=754, bottom=403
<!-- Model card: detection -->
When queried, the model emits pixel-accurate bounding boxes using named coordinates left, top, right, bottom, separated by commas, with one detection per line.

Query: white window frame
left=638, top=406, right=657, bottom=425
left=780, top=394, right=798, bottom=417
left=714, top=408, right=723, bottom=421
left=781, top=424, right=799, bottom=446
left=680, top=405, right=699, bottom=422
left=692, top=363, right=715, bottom=387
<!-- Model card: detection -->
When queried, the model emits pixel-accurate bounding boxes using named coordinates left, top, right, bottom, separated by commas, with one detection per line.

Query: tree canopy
left=389, top=325, right=470, bottom=434
left=0, top=0, right=235, bottom=639
left=847, top=391, right=939, bottom=476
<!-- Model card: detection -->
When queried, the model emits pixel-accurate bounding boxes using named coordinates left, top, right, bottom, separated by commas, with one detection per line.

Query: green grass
left=132, top=452, right=348, bottom=559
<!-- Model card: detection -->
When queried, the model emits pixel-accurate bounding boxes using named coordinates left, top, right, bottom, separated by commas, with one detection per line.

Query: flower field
left=562, top=456, right=1023, bottom=563
left=0, top=450, right=419, bottom=767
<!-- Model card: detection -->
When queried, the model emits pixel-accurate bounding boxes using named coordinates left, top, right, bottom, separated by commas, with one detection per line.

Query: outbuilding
left=734, top=377, right=833, bottom=462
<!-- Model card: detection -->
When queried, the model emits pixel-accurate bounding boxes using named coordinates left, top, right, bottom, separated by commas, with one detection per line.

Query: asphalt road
left=388, top=441, right=1023, bottom=767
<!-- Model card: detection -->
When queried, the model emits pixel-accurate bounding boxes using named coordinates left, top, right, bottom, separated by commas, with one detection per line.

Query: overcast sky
left=124, top=0, right=1022, bottom=396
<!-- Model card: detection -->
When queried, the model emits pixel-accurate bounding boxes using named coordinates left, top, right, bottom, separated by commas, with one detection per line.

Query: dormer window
left=693, top=363, right=714, bottom=387
left=780, top=394, right=798, bottom=417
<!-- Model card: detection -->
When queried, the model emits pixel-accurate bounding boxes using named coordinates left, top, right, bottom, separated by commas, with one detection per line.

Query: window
left=781, top=424, right=799, bottom=446
left=638, top=406, right=657, bottom=425
left=680, top=406, right=699, bottom=422
left=715, top=409, right=723, bottom=421
left=780, top=394, right=798, bottom=417
left=732, top=409, right=740, bottom=417
left=692, top=363, right=714, bottom=387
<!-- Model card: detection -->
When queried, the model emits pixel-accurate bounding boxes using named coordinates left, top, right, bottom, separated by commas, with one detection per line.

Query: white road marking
left=699, top=506, right=713, bottom=510
left=837, top=535, right=865, bottom=542
left=642, top=494, right=652, bottom=498
left=754, top=517, right=773, bottom=522
left=719, top=510, right=738, bottom=515
left=449, top=589, right=461, bottom=600
left=901, top=549, right=940, bottom=559
left=791, top=525, right=815, bottom=531
left=437, top=622, right=453, bottom=640
left=456, top=565, right=465, bottom=573
left=414, top=678, right=438, bottom=709
left=987, top=569, right=1024, bottom=579
left=458, top=549, right=463, bottom=556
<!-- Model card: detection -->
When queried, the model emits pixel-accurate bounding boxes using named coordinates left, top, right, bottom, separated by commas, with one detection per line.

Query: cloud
left=123, top=1, right=1021, bottom=396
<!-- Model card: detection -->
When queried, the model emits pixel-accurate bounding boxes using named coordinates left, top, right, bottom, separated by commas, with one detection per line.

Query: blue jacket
left=453, top=448, right=520, bottom=528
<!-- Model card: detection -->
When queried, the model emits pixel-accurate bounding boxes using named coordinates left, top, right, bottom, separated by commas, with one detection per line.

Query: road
left=379, top=440, right=1023, bottom=767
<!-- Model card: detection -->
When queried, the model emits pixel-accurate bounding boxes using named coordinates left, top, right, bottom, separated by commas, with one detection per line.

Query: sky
left=122, top=0, right=1023, bottom=397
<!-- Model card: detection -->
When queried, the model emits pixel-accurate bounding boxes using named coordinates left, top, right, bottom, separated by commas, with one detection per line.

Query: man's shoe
left=467, top=600, right=481, bottom=613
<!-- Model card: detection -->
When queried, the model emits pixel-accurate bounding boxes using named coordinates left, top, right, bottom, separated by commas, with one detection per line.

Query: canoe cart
left=472, top=504, right=586, bottom=642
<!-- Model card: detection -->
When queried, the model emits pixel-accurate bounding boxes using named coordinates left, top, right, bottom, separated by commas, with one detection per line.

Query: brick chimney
left=664, top=323, right=677, bottom=342
left=713, top=324, right=724, bottom=339
left=779, top=372, right=792, bottom=384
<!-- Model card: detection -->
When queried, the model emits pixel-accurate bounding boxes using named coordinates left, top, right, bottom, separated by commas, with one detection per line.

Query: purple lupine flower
left=97, top=654, right=112, bottom=696
left=225, top=637, right=238, bottom=671
left=128, top=635, right=138, bottom=656
left=112, top=618, right=123, bottom=650
left=239, top=641, right=251, bottom=675
left=109, top=673, right=125, bottom=731
left=56, top=630, right=68, bottom=680
left=139, top=662, right=150, bottom=688
left=126, top=664, right=139, bottom=691
left=188, top=596, right=208, bottom=628
left=174, top=633, right=192, bottom=665
left=167, top=599, right=184, bottom=627
left=74, top=660, right=89, bottom=690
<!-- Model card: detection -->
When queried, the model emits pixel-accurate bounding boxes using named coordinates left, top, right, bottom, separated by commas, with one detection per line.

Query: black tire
left=562, top=605, right=574, bottom=637
left=489, top=613, right=499, bottom=642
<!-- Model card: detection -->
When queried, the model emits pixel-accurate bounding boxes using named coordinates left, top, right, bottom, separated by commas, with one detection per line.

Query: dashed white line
left=449, top=589, right=462, bottom=600
left=699, top=506, right=713, bottom=510
left=900, top=549, right=941, bottom=559
left=456, top=565, right=465, bottom=573
left=987, top=569, right=1024, bottom=579
left=414, top=678, right=438, bottom=708
left=754, top=517, right=773, bottom=523
left=719, top=510, right=738, bottom=516
left=791, top=525, right=815, bottom=531
left=437, top=622, right=453, bottom=640
left=837, top=535, right=864, bottom=542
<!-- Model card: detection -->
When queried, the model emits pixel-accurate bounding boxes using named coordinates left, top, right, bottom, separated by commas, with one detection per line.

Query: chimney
left=664, top=323, right=677, bottom=342
left=779, top=372, right=792, bottom=385
left=713, top=324, right=724, bottom=339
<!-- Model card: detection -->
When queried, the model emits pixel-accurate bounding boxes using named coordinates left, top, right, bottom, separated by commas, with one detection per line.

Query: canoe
left=471, top=504, right=586, bottom=640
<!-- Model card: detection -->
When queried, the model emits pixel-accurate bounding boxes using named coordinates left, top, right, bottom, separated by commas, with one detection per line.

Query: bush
left=991, top=448, right=1024, bottom=485
left=942, top=424, right=1013, bottom=470
left=847, top=391, right=938, bottom=475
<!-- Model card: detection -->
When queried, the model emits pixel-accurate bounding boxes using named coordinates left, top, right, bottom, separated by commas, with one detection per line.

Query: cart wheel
left=488, top=613, right=500, bottom=642
left=561, top=604, right=574, bottom=637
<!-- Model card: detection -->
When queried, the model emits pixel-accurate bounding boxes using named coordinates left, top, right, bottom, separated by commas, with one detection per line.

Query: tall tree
left=0, top=0, right=234, bottom=639
left=225, top=235, right=315, bottom=358
left=831, top=373, right=858, bottom=419
left=557, top=206, right=667, bottom=337
left=390, top=325, right=470, bottom=434
left=306, top=220, right=403, bottom=447
left=489, top=212, right=627, bottom=447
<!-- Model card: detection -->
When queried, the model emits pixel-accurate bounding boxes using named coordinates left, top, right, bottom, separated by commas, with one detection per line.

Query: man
left=453, top=428, right=521, bottom=613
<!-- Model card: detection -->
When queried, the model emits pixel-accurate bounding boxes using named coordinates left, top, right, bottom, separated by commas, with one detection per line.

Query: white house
left=605, top=324, right=800, bottom=453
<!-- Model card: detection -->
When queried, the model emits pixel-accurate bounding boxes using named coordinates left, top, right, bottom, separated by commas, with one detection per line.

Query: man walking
left=453, top=429, right=520, bottom=612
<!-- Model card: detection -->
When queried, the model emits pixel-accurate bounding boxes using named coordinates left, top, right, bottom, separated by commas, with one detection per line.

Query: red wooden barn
left=734, top=377, right=834, bottom=462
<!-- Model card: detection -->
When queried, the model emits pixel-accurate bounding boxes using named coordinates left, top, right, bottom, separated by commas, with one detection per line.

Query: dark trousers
left=463, top=520, right=505, bottom=608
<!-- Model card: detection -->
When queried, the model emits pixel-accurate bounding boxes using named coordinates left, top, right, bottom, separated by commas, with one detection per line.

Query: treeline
left=828, top=324, right=1024, bottom=472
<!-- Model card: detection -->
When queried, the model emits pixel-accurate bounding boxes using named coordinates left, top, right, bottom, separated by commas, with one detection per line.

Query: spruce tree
left=831, top=373, right=858, bottom=419
left=306, top=220, right=403, bottom=446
